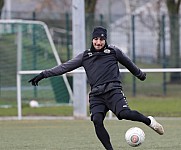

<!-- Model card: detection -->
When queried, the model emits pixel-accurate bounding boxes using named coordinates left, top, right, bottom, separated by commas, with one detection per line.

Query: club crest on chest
left=88, top=52, right=93, bottom=57
left=104, top=49, right=111, bottom=54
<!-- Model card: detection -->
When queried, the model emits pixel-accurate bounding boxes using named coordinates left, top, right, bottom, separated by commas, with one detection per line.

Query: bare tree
left=35, top=0, right=59, bottom=12
left=166, top=0, right=181, bottom=82
left=85, top=0, right=97, bottom=46
left=0, top=0, right=4, bottom=18
left=128, top=1, right=163, bottom=63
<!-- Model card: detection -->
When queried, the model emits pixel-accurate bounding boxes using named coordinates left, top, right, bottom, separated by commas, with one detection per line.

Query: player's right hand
left=28, top=72, right=45, bottom=86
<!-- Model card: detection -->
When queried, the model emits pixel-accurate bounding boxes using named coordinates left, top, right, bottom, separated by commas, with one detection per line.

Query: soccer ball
left=125, top=127, right=145, bottom=147
left=29, top=100, right=39, bottom=108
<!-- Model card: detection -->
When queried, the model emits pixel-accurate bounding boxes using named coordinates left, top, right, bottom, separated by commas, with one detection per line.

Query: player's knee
left=92, top=113, right=104, bottom=127
left=118, top=109, right=131, bottom=120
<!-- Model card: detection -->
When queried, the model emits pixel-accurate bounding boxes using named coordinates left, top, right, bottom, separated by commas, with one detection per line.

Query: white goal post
left=0, top=19, right=74, bottom=120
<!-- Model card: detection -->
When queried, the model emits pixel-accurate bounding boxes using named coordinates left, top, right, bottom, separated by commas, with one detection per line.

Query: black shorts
left=89, top=89, right=130, bottom=120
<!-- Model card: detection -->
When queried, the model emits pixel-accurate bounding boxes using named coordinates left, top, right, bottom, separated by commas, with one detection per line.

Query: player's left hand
left=28, top=72, right=44, bottom=86
left=136, top=70, right=146, bottom=81
left=139, top=72, right=146, bottom=81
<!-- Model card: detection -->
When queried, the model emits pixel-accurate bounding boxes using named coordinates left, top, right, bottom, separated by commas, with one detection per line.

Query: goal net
left=0, top=19, right=73, bottom=119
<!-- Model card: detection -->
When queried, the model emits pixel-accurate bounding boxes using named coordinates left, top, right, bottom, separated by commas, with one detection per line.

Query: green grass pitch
left=0, top=118, right=180, bottom=150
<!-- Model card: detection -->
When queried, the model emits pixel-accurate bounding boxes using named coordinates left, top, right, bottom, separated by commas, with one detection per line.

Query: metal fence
left=0, top=11, right=181, bottom=108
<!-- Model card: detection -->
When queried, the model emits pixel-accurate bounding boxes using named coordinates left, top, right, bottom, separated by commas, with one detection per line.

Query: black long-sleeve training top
left=42, top=45, right=142, bottom=89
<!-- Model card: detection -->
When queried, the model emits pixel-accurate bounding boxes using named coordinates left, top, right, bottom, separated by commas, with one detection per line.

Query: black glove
left=28, top=72, right=45, bottom=86
left=136, top=70, right=146, bottom=81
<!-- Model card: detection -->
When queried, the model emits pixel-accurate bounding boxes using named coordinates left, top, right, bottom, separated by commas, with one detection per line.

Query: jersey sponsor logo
left=104, top=49, right=111, bottom=54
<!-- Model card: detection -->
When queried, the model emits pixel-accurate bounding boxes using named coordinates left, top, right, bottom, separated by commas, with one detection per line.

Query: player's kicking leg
left=117, top=109, right=164, bottom=135
left=148, top=116, right=164, bottom=135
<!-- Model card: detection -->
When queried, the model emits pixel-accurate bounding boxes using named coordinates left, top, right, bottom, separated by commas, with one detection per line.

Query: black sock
left=118, top=109, right=151, bottom=125
left=92, top=113, right=113, bottom=150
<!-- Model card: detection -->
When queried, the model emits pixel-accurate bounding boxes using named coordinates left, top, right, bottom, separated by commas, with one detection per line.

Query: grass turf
left=1, top=96, right=181, bottom=117
left=0, top=118, right=180, bottom=150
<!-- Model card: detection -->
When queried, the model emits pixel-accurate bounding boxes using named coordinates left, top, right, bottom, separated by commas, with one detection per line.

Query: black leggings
left=92, top=110, right=150, bottom=150
left=92, top=113, right=113, bottom=150
left=118, top=109, right=150, bottom=125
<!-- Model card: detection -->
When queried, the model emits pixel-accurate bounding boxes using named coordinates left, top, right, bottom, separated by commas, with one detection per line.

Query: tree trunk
left=169, top=14, right=181, bottom=82
left=0, top=0, right=4, bottom=18
left=85, top=0, right=97, bottom=47
left=166, top=0, right=181, bottom=82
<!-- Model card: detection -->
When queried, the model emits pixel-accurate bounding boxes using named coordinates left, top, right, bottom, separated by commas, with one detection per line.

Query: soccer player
left=29, top=26, right=164, bottom=150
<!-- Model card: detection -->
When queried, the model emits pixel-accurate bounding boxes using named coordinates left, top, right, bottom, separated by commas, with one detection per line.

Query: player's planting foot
left=148, top=116, right=164, bottom=135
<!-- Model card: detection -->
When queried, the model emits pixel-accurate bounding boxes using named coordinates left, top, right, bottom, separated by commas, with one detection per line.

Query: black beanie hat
left=92, top=26, right=107, bottom=40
